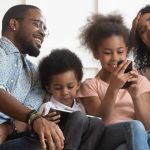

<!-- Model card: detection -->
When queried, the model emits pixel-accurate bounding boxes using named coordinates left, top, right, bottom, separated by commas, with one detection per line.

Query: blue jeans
left=128, top=120, right=149, bottom=150
left=115, top=144, right=127, bottom=150
left=99, top=120, right=149, bottom=150
left=0, top=133, right=43, bottom=150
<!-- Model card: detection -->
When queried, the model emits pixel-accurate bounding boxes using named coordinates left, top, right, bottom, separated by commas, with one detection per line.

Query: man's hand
left=32, top=117, right=64, bottom=150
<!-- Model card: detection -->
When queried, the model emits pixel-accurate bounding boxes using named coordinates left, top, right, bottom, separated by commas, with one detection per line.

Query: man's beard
left=26, top=48, right=40, bottom=57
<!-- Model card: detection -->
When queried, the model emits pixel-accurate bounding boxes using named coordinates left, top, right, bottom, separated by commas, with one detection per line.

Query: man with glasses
left=0, top=4, right=64, bottom=150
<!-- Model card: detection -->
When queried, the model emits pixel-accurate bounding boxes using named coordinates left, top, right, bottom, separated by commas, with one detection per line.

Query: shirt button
left=11, top=80, right=13, bottom=82
left=14, top=64, right=17, bottom=67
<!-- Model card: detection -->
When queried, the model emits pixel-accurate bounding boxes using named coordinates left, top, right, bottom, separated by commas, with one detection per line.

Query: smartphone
left=117, top=60, right=132, bottom=89
left=50, top=108, right=71, bottom=124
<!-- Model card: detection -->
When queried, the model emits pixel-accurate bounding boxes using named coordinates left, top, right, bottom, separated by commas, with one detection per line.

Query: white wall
left=0, top=0, right=24, bottom=30
left=98, top=0, right=150, bottom=28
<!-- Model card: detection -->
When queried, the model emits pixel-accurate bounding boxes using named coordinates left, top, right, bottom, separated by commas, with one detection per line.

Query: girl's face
left=137, top=13, right=150, bottom=49
left=96, top=35, right=127, bottom=73
left=47, top=70, right=80, bottom=107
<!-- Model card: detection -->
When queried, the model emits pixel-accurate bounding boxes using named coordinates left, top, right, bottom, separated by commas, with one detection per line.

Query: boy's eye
left=54, top=87, right=62, bottom=90
left=104, top=52, right=111, bottom=54
left=103, top=51, right=111, bottom=54
left=67, top=86, right=74, bottom=89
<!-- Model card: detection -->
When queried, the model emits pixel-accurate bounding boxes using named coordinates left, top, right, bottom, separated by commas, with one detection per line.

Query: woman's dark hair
left=38, top=48, right=83, bottom=91
left=134, top=5, right=150, bottom=69
left=79, top=13, right=130, bottom=58
left=2, top=4, right=39, bottom=35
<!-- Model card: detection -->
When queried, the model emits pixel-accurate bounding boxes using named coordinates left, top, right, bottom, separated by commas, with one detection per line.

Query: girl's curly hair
left=79, top=13, right=129, bottom=58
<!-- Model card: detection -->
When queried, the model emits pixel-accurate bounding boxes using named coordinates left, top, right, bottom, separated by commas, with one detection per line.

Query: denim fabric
left=0, top=132, right=57, bottom=150
left=99, top=120, right=149, bottom=150
left=128, top=120, right=149, bottom=150
left=115, top=144, right=127, bottom=150
left=0, top=133, right=42, bottom=150
left=0, top=37, right=45, bottom=123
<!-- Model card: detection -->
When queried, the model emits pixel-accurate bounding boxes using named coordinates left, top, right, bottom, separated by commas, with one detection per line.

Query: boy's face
left=47, top=70, right=80, bottom=107
left=95, top=35, right=127, bottom=73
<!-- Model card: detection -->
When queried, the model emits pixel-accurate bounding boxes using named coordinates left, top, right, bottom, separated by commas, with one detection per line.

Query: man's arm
left=0, top=89, right=29, bottom=121
left=0, top=89, right=64, bottom=150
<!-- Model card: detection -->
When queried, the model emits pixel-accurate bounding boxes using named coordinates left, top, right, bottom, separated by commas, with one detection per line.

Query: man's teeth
left=35, top=38, right=41, bottom=44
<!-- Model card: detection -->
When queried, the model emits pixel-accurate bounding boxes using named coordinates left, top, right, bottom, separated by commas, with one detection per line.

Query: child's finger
left=47, top=111, right=58, bottom=117
left=53, top=119, right=60, bottom=124
left=45, top=113, right=61, bottom=122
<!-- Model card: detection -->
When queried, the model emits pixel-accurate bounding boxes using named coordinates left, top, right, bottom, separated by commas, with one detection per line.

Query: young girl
left=78, top=13, right=150, bottom=150
left=38, top=48, right=105, bottom=150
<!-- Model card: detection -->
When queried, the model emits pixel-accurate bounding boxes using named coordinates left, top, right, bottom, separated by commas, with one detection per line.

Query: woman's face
left=137, top=13, right=150, bottom=49
left=95, top=35, right=127, bottom=73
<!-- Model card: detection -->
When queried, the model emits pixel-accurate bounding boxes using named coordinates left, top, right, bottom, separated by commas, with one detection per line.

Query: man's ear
left=9, top=18, right=18, bottom=31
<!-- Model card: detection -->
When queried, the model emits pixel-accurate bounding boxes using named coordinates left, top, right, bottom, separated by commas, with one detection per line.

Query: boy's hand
left=44, top=111, right=60, bottom=124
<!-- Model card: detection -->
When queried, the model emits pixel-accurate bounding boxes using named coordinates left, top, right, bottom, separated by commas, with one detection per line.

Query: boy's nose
left=62, top=87, right=69, bottom=95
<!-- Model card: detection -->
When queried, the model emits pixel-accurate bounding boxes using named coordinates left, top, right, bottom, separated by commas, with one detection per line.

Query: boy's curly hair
left=38, top=48, right=83, bottom=92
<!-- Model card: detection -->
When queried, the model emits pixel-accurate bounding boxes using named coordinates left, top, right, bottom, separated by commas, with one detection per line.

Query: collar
left=51, top=96, right=78, bottom=112
left=0, top=37, right=21, bottom=54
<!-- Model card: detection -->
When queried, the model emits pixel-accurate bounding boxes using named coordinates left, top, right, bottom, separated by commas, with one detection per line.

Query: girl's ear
left=93, top=50, right=99, bottom=60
